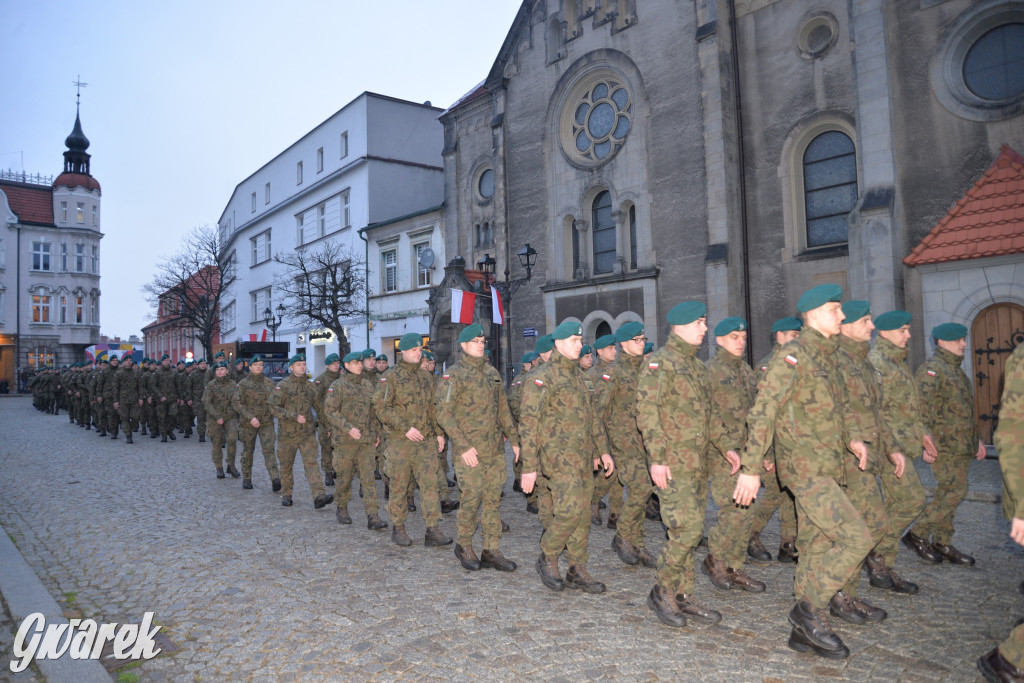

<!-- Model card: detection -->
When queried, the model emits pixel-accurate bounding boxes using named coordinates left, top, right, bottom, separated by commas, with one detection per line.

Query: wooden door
left=973, top=302, right=1024, bottom=444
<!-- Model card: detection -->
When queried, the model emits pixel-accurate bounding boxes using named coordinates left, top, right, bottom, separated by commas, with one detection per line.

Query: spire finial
left=72, top=75, right=88, bottom=109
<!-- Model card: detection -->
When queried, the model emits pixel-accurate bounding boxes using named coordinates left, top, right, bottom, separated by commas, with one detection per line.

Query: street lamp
left=263, top=303, right=285, bottom=342
left=478, top=243, right=538, bottom=384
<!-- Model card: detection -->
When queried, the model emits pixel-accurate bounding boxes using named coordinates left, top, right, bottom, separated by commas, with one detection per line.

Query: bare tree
left=273, top=240, right=366, bottom=357
left=144, top=225, right=235, bottom=360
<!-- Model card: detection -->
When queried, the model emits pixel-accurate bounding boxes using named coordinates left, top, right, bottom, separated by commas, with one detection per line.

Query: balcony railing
left=0, top=170, right=55, bottom=186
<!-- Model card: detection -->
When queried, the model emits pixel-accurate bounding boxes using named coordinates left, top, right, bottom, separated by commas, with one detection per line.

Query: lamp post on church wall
left=477, top=243, right=538, bottom=385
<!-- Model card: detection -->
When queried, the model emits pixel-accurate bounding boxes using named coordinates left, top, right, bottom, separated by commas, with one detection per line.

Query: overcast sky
left=0, top=0, right=521, bottom=339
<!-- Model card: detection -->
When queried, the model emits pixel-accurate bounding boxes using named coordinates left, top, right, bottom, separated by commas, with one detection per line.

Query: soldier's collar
left=667, top=332, right=698, bottom=357
left=935, top=346, right=965, bottom=366
left=874, top=336, right=906, bottom=361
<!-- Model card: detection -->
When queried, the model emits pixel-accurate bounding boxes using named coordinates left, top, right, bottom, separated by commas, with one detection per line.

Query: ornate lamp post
left=263, top=303, right=285, bottom=342
left=477, top=243, right=538, bottom=384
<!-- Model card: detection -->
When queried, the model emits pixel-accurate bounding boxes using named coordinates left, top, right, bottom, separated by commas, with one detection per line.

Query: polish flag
left=491, top=286, right=504, bottom=325
left=451, top=289, right=476, bottom=324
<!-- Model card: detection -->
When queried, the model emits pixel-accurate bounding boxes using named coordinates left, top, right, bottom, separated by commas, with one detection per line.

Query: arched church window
left=802, top=131, right=857, bottom=248
left=592, top=191, right=615, bottom=274
left=595, top=320, right=612, bottom=340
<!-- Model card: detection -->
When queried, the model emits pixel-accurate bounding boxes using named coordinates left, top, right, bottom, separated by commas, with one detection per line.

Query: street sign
left=522, top=327, right=537, bottom=338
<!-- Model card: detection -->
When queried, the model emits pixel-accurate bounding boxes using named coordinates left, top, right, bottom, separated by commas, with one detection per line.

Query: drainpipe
left=728, top=0, right=754, bottom=365
left=15, top=223, right=21, bottom=388
left=358, top=227, right=369, bottom=349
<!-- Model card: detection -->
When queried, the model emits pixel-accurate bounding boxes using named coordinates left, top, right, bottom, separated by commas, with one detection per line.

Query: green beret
left=250, top=354, right=263, bottom=364
left=398, top=333, right=422, bottom=351
left=581, top=345, right=592, bottom=355
left=343, top=352, right=362, bottom=363
left=874, top=310, right=911, bottom=331
left=643, top=342, right=654, bottom=354
left=521, top=352, right=538, bottom=364
left=933, top=322, right=968, bottom=341
left=235, top=357, right=245, bottom=364
left=176, top=359, right=185, bottom=366
left=365, top=348, right=377, bottom=357
left=615, top=321, right=644, bottom=343
left=667, top=301, right=707, bottom=325
left=458, top=323, right=484, bottom=343
left=594, top=334, right=616, bottom=350
left=287, top=353, right=306, bottom=366
left=535, top=334, right=555, bottom=354
left=214, top=361, right=228, bottom=369
left=796, top=283, right=843, bottom=313
left=375, top=354, right=387, bottom=361
left=324, top=353, right=341, bottom=365
left=99, top=359, right=109, bottom=365
left=553, top=320, right=583, bottom=340
left=713, top=316, right=746, bottom=337
left=196, top=358, right=206, bottom=364
left=214, top=350, right=226, bottom=358
left=771, top=317, right=802, bottom=334
left=423, top=351, right=434, bottom=361
left=841, top=300, right=871, bottom=323
left=160, top=354, right=170, bottom=361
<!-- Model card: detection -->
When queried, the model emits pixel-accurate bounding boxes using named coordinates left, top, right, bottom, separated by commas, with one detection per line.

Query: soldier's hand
left=923, top=434, right=938, bottom=460
left=512, top=445, right=521, bottom=462
left=763, top=459, right=775, bottom=473
left=297, top=415, right=307, bottom=424
left=732, top=473, right=761, bottom=507
left=650, top=464, right=672, bottom=490
left=96, top=396, right=102, bottom=403
left=521, top=471, right=537, bottom=494
left=405, top=427, right=424, bottom=442
left=437, top=435, right=445, bottom=453
left=1012, top=518, right=1024, bottom=547
left=349, top=427, right=361, bottom=440
left=850, top=440, right=869, bottom=470
left=976, top=440, right=986, bottom=461
left=217, top=418, right=224, bottom=425
left=160, top=397, right=166, bottom=402
left=138, top=400, right=143, bottom=406
left=600, top=453, right=614, bottom=477
left=375, top=438, right=380, bottom=448
left=922, top=450, right=937, bottom=464
left=251, top=418, right=260, bottom=428
left=725, top=450, right=741, bottom=475
left=113, top=402, right=120, bottom=409
left=460, top=447, right=479, bottom=467
left=187, top=400, right=193, bottom=406
left=147, top=397, right=152, bottom=404
left=889, top=452, right=906, bottom=478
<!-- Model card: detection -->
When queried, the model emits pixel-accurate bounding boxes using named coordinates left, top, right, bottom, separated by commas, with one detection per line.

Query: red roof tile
left=53, top=172, right=101, bottom=193
left=0, top=181, right=55, bottom=226
left=905, top=145, right=1024, bottom=266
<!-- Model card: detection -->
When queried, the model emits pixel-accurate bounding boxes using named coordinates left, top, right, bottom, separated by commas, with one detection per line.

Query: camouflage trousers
left=387, top=439, right=442, bottom=528
left=208, top=418, right=238, bottom=469
left=155, top=400, right=178, bottom=436
left=1001, top=620, right=1024, bottom=669
left=790, top=476, right=874, bottom=609
left=317, top=426, right=334, bottom=476
left=708, top=457, right=758, bottom=569
left=178, top=402, right=193, bottom=432
left=615, top=449, right=653, bottom=550
left=332, top=438, right=379, bottom=514
left=877, top=455, right=928, bottom=566
left=540, top=471, right=595, bottom=567
left=76, top=395, right=89, bottom=424
left=437, top=445, right=452, bottom=503
left=656, top=465, right=708, bottom=595
left=192, top=405, right=206, bottom=439
left=593, top=462, right=624, bottom=517
left=277, top=426, right=325, bottom=499
left=748, top=460, right=798, bottom=542
left=914, top=454, right=970, bottom=545
left=838, top=461, right=889, bottom=599
left=145, top=401, right=158, bottom=433
left=118, top=403, right=142, bottom=434
left=239, top=422, right=280, bottom=481
left=454, top=450, right=506, bottom=551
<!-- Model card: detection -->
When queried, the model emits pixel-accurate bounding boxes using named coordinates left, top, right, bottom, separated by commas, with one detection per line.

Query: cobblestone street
left=0, top=395, right=1019, bottom=681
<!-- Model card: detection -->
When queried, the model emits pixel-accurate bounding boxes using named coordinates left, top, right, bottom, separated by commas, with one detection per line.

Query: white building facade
left=217, top=93, right=444, bottom=375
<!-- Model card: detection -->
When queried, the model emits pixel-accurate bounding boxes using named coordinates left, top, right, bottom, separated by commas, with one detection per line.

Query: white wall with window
left=251, top=288, right=271, bottom=323
left=251, top=229, right=271, bottom=265
left=221, top=300, right=236, bottom=334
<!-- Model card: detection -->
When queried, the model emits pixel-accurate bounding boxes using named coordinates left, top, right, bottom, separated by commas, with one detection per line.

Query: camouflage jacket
left=837, top=335, right=898, bottom=473
left=96, top=366, right=119, bottom=401
left=186, top=369, right=208, bottom=404
left=372, top=360, right=441, bottom=441
left=313, top=369, right=342, bottom=421
left=916, top=346, right=979, bottom=458
left=869, top=337, right=929, bottom=459
left=705, top=347, right=757, bottom=462
left=585, top=358, right=611, bottom=384
left=519, top=350, right=606, bottom=478
left=436, top=354, right=519, bottom=459
left=232, top=373, right=275, bottom=424
left=996, top=344, right=1024, bottom=520
left=323, top=372, right=378, bottom=446
left=153, top=366, right=180, bottom=402
left=636, top=333, right=742, bottom=472
left=508, top=359, right=545, bottom=424
left=271, top=373, right=316, bottom=435
left=595, top=352, right=646, bottom=459
left=113, top=366, right=140, bottom=404
left=744, top=327, right=860, bottom=488
left=202, top=376, right=237, bottom=422
left=174, top=369, right=188, bottom=402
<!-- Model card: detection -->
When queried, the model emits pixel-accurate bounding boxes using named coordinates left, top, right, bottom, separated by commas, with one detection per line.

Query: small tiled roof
left=0, top=181, right=55, bottom=226
left=443, top=80, right=488, bottom=115
left=53, top=172, right=101, bottom=193
left=904, top=144, right=1024, bottom=266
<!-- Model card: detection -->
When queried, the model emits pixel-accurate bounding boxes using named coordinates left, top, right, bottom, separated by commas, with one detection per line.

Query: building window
left=560, top=69, right=634, bottom=168
left=265, top=182, right=271, bottom=204
left=317, top=147, right=324, bottom=173
left=963, top=23, right=1024, bottom=101
left=31, top=241, right=52, bottom=271
left=76, top=202, right=84, bottom=223
left=75, top=243, right=85, bottom=272
left=296, top=161, right=303, bottom=185
left=382, top=249, right=397, bottom=293
left=91, top=245, right=98, bottom=274
left=74, top=296, right=84, bottom=324
left=317, top=205, right=326, bottom=238
left=90, top=295, right=97, bottom=325
left=251, top=229, right=271, bottom=265
left=802, top=131, right=857, bottom=249
left=628, top=204, right=637, bottom=270
left=296, top=213, right=305, bottom=245
left=414, top=241, right=432, bottom=287
left=59, top=294, right=68, bottom=324
left=341, top=190, right=350, bottom=228
left=251, top=288, right=271, bottom=323
left=591, top=190, right=616, bottom=274
left=60, top=201, right=67, bottom=222
left=251, top=192, right=256, bottom=212
left=340, top=131, right=348, bottom=159
left=32, top=294, right=51, bottom=323
left=224, top=250, right=237, bottom=280
left=221, top=301, right=235, bottom=333
left=475, top=222, right=492, bottom=247
left=91, top=204, right=97, bottom=226
left=28, top=347, right=54, bottom=369
left=60, top=243, right=68, bottom=272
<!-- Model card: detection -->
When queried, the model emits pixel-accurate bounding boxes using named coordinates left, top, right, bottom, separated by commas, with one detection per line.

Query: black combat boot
left=612, top=534, right=640, bottom=566
left=455, top=544, right=481, bottom=571
left=479, top=549, right=516, bottom=572
left=242, top=479, right=253, bottom=490
left=216, top=467, right=225, bottom=479
left=161, top=435, right=168, bottom=442
left=281, top=495, right=293, bottom=507
left=226, top=464, right=240, bottom=478
left=125, top=432, right=133, bottom=444
left=367, top=514, right=387, bottom=531
left=424, top=526, right=453, bottom=547
left=778, top=539, right=799, bottom=563
left=747, top=532, right=773, bottom=562
left=198, top=434, right=205, bottom=443
left=788, top=599, right=848, bottom=659
left=168, top=431, right=176, bottom=441
left=324, top=471, right=335, bottom=487
left=647, top=584, right=686, bottom=628
left=536, top=552, right=564, bottom=591
left=565, top=565, right=606, bottom=594
left=392, top=524, right=412, bottom=547
left=313, top=493, right=334, bottom=509
left=271, top=478, right=282, bottom=492
left=335, top=505, right=352, bottom=524
left=440, top=500, right=460, bottom=514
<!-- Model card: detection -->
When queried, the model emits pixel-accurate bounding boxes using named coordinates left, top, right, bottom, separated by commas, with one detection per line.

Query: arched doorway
left=972, top=302, right=1024, bottom=444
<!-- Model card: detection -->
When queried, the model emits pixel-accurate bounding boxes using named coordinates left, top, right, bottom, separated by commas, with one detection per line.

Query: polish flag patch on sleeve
left=785, top=354, right=798, bottom=366
left=648, top=362, right=659, bottom=370
left=327, top=388, right=333, bottom=393
left=926, top=369, right=937, bottom=377
left=443, top=374, right=450, bottom=380
left=380, top=377, right=387, bottom=382
left=534, top=379, right=544, bottom=386
left=601, top=373, right=611, bottom=381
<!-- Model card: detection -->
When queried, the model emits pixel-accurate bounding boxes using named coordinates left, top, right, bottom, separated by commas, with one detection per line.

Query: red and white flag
left=451, top=289, right=476, bottom=324
left=491, top=286, right=504, bottom=325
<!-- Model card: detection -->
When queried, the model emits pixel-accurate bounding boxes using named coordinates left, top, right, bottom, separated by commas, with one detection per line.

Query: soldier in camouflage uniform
left=906, top=322, right=987, bottom=566
left=93, top=357, right=114, bottom=436
left=187, top=358, right=209, bottom=443
left=868, top=310, right=937, bottom=588
left=203, top=361, right=240, bottom=481
left=373, top=334, right=451, bottom=547
left=509, top=350, right=539, bottom=506
left=744, top=284, right=874, bottom=659
left=113, top=357, right=142, bottom=443
left=578, top=345, right=594, bottom=372
left=324, top=353, right=388, bottom=530
left=313, top=353, right=342, bottom=487
left=271, top=354, right=333, bottom=509
left=516, top=336, right=556, bottom=521
left=144, top=359, right=159, bottom=437
left=175, top=360, right=192, bottom=437
left=152, top=355, right=180, bottom=442
left=595, top=322, right=656, bottom=569
left=233, top=355, right=281, bottom=491
left=438, top=324, right=520, bottom=572
left=702, top=317, right=767, bottom=594
left=589, top=334, right=623, bottom=528
left=520, top=321, right=612, bottom=594
left=978, top=343, right=1024, bottom=681
left=746, top=317, right=802, bottom=564
left=637, top=302, right=742, bottom=629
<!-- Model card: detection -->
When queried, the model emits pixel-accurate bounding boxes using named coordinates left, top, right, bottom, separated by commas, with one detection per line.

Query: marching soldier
left=113, top=356, right=142, bottom=443
left=203, top=361, right=240, bottom=481
left=589, top=334, right=623, bottom=528
left=187, top=358, right=209, bottom=443
left=509, top=351, right=538, bottom=501
left=313, top=353, right=343, bottom=487
left=233, top=355, right=281, bottom=491
left=153, top=355, right=179, bottom=442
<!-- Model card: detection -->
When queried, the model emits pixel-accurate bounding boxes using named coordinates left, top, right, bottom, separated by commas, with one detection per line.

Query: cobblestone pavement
left=0, top=395, right=1019, bottom=681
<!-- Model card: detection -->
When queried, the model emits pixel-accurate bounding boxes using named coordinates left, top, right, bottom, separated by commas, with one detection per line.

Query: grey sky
left=0, top=0, right=520, bottom=339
